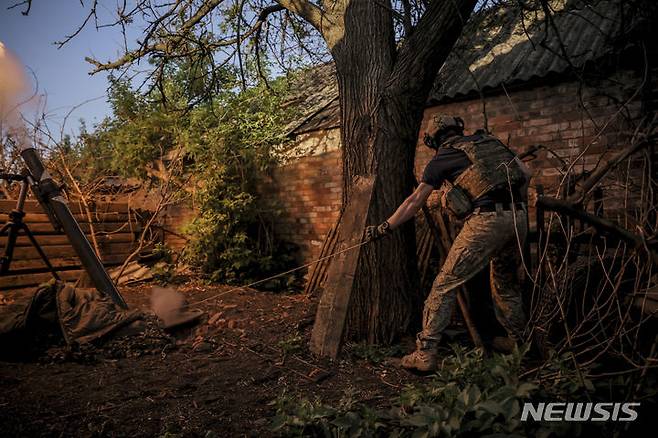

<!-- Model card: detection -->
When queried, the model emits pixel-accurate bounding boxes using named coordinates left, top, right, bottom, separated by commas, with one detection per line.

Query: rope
left=185, top=239, right=370, bottom=308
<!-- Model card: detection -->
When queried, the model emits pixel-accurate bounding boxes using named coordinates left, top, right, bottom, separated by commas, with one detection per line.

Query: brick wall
left=416, top=72, right=642, bottom=195
left=264, top=70, right=646, bottom=265
left=268, top=150, right=343, bottom=263
left=417, top=71, right=644, bottom=225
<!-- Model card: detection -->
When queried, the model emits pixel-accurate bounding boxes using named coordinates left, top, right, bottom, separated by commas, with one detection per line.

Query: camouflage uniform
left=364, top=115, right=532, bottom=370
left=418, top=133, right=529, bottom=350
left=418, top=206, right=528, bottom=350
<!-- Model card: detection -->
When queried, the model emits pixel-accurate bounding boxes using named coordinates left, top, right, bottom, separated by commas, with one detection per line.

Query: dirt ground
left=0, top=280, right=418, bottom=437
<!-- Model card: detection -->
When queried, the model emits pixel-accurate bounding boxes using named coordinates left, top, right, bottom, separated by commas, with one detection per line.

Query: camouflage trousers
left=418, top=207, right=528, bottom=350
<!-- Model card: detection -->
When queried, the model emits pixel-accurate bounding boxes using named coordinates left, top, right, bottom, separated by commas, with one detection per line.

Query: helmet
left=424, top=115, right=465, bottom=149
left=432, top=115, right=465, bottom=133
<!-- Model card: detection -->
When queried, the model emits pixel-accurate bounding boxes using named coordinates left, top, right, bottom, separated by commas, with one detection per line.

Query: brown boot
left=401, top=348, right=438, bottom=372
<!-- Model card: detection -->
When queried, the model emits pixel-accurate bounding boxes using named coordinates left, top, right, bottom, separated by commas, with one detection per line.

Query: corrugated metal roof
left=431, top=0, right=622, bottom=101
left=290, top=0, right=626, bottom=135
left=283, top=63, right=338, bottom=134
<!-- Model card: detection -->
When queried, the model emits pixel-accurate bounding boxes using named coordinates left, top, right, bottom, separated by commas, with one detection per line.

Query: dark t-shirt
left=421, top=136, right=512, bottom=208
left=421, top=146, right=470, bottom=189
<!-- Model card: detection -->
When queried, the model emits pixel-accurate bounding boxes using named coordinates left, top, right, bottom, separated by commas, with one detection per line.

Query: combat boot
left=400, top=348, right=438, bottom=372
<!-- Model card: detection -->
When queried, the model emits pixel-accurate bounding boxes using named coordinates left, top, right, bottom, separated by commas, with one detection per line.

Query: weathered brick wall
left=418, top=71, right=644, bottom=225
left=265, top=70, right=646, bottom=264
left=269, top=150, right=342, bottom=263
left=422, top=76, right=639, bottom=165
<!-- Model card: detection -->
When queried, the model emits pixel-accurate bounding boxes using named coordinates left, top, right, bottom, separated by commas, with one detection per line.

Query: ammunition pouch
left=443, top=135, right=526, bottom=217
left=440, top=183, right=473, bottom=219
left=438, top=134, right=527, bottom=219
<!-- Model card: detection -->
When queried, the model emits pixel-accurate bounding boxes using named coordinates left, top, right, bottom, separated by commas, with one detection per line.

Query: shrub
left=78, top=71, right=301, bottom=288
left=272, top=345, right=657, bottom=437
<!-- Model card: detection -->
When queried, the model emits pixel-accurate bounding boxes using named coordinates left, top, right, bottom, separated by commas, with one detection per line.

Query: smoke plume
left=150, top=287, right=187, bottom=326
left=0, top=41, right=29, bottom=131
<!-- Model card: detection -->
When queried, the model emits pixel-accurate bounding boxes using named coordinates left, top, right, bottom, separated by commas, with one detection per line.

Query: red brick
left=262, top=72, right=646, bottom=264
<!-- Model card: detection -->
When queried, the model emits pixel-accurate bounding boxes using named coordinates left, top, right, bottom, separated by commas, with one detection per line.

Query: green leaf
left=477, top=400, right=504, bottom=416
left=515, top=382, right=538, bottom=398
left=411, top=430, right=429, bottom=438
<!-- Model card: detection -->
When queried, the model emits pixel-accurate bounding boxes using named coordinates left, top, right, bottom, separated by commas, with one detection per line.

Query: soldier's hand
left=364, top=221, right=391, bottom=242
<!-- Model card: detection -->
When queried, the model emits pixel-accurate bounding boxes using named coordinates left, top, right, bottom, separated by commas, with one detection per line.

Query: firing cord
left=185, top=239, right=370, bottom=308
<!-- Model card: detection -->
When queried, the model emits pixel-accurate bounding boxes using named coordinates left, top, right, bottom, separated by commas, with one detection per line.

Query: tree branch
left=276, top=0, right=324, bottom=32
left=85, top=0, right=224, bottom=73
left=56, top=0, right=99, bottom=48
left=537, top=196, right=657, bottom=264
left=401, top=0, right=414, bottom=37
left=389, top=0, right=477, bottom=99
left=85, top=1, right=288, bottom=74
left=568, top=131, right=657, bottom=205
left=8, top=0, right=32, bottom=16
left=139, top=0, right=186, bottom=51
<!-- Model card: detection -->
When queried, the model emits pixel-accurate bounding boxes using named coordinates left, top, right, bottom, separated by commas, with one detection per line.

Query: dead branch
left=113, top=147, right=191, bottom=283
left=569, top=131, right=658, bottom=204
left=7, top=0, right=32, bottom=16
left=138, top=0, right=186, bottom=52
left=55, top=0, right=99, bottom=48
left=235, top=0, right=247, bottom=91
left=537, top=196, right=657, bottom=264
left=57, top=154, right=102, bottom=257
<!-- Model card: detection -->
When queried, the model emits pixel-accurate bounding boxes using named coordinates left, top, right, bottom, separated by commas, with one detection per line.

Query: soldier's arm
left=387, top=183, right=435, bottom=230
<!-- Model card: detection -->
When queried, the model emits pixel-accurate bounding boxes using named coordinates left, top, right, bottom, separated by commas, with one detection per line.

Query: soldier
left=365, top=115, right=531, bottom=372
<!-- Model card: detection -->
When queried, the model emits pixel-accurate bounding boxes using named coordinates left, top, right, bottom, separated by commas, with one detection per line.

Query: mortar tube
left=20, top=146, right=128, bottom=309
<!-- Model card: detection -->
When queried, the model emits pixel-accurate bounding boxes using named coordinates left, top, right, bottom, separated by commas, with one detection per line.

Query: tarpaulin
left=0, top=280, right=142, bottom=356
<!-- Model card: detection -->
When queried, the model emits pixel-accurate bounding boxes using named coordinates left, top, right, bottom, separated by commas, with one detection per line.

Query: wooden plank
left=0, top=233, right=135, bottom=247
left=0, top=269, right=88, bottom=290
left=0, top=199, right=131, bottom=214
left=310, top=176, right=374, bottom=358
left=12, top=243, right=134, bottom=260
left=3, top=253, right=129, bottom=272
left=304, top=214, right=341, bottom=296
left=66, top=200, right=131, bottom=214
left=16, top=222, right=140, bottom=234
left=21, top=212, right=131, bottom=224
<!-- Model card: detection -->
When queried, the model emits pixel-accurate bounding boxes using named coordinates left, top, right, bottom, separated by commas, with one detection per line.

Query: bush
left=78, top=71, right=302, bottom=289
left=180, top=79, right=300, bottom=286
left=273, top=345, right=538, bottom=437
left=271, top=345, right=657, bottom=437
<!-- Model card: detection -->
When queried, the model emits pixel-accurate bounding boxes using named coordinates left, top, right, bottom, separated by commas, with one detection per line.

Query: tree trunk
left=327, top=1, right=417, bottom=343
left=325, top=0, right=477, bottom=344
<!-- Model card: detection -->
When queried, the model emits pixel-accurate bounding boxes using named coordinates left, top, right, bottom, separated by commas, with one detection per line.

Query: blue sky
left=1, top=1, right=143, bottom=136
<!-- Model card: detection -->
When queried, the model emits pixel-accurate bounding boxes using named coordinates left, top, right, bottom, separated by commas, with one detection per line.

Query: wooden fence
left=0, top=199, right=142, bottom=291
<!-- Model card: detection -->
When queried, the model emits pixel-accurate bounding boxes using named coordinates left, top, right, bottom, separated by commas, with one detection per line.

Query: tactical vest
left=440, top=135, right=526, bottom=218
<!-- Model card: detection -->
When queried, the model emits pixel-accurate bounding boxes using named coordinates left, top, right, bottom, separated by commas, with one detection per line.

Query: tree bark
left=322, top=0, right=477, bottom=343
